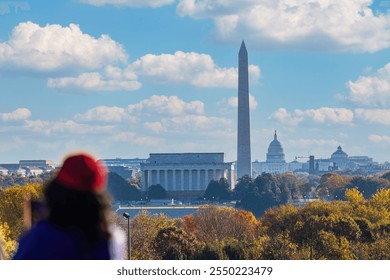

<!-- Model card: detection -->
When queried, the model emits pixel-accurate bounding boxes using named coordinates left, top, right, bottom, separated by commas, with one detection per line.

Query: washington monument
left=237, top=40, right=252, bottom=178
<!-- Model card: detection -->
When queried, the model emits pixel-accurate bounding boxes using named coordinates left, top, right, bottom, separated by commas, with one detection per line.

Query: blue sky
left=1, top=0, right=390, bottom=164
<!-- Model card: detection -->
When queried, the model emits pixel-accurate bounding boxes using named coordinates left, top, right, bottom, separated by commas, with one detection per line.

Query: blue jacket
left=13, top=220, right=110, bottom=260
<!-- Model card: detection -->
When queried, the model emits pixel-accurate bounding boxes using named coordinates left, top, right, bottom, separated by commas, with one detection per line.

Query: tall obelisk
left=237, top=40, right=251, bottom=179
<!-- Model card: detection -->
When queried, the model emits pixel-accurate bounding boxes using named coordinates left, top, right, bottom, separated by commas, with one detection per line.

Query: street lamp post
left=123, top=212, right=131, bottom=260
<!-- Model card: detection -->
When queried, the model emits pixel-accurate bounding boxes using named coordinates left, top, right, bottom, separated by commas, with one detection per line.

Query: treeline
left=1, top=184, right=389, bottom=259
left=1, top=171, right=390, bottom=259
left=315, top=172, right=390, bottom=200
left=0, top=172, right=55, bottom=188
left=124, top=187, right=390, bottom=260
left=204, top=171, right=390, bottom=216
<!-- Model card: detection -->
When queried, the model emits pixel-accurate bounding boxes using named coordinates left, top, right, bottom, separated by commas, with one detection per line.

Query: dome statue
left=330, top=145, right=349, bottom=169
left=331, top=145, right=348, bottom=160
left=266, top=131, right=285, bottom=163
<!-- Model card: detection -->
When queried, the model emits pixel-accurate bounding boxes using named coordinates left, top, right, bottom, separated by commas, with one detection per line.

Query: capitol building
left=252, top=131, right=374, bottom=175
left=252, top=131, right=301, bottom=175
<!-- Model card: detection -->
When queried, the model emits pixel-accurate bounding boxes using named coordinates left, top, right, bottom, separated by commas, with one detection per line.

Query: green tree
left=346, top=176, right=389, bottom=199
left=233, top=175, right=255, bottom=200
left=204, top=178, right=230, bottom=201
left=148, top=184, right=167, bottom=199
left=195, top=242, right=225, bottom=260
left=239, top=191, right=276, bottom=217
left=381, top=171, right=390, bottom=182
left=107, top=172, right=140, bottom=201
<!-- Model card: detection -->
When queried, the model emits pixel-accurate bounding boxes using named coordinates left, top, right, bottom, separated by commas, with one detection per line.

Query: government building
left=252, top=131, right=375, bottom=175
left=140, top=153, right=235, bottom=197
left=252, top=131, right=301, bottom=175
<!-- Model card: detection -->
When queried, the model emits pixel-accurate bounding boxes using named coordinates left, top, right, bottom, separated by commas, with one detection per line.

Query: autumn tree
left=153, top=226, right=201, bottom=260
left=346, top=176, right=389, bottom=199
left=183, top=206, right=259, bottom=244
left=316, top=173, right=348, bottom=200
left=129, top=212, right=174, bottom=260
left=0, top=183, right=43, bottom=241
left=0, top=222, right=17, bottom=259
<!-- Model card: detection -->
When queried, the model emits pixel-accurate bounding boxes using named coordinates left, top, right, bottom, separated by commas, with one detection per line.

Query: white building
left=19, top=160, right=55, bottom=171
left=0, top=166, right=8, bottom=175
left=24, top=167, right=44, bottom=176
left=330, top=146, right=349, bottom=169
left=141, top=153, right=235, bottom=196
left=253, top=131, right=303, bottom=175
left=100, top=158, right=147, bottom=180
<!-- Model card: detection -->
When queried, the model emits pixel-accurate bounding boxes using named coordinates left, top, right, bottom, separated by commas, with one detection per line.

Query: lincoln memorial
left=141, top=153, right=235, bottom=197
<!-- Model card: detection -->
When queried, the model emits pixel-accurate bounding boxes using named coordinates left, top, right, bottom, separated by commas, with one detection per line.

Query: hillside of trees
left=1, top=171, right=390, bottom=259
left=124, top=187, right=390, bottom=260
left=203, top=171, right=390, bottom=217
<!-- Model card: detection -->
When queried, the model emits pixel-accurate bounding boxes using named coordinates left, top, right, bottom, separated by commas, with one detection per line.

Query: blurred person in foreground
left=14, top=152, right=125, bottom=260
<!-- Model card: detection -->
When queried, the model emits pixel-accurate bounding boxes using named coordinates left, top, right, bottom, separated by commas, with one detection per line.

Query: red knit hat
left=55, top=153, right=107, bottom=192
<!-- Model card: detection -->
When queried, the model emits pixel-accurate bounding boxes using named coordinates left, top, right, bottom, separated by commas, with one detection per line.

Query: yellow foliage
left=370, top=188, right=390, bottom=210
left=0, top=222, right=17, bottom=259
left=130, top=211, right=174, bottom=260
left=0, top=183, right=43, bottom=240
left=345, top=188, right=365, bottom=205
left=193, top=206, right=260, bottom=243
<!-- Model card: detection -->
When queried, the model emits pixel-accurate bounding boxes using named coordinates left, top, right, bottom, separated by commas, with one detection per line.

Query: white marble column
left=173, top=169, right=176, bottom=191
left=189, top=170, right=192, bottom=191
left=181, top=169, right=184, bottom=191
left=164, top=170, right=168, bottom=191
left=197, top=169, right=201, bottom=190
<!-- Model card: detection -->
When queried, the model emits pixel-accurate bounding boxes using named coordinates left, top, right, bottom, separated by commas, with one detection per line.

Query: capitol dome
left=330, top=145, right=349, bottom=169
left=331, top=145, right=348, bottom=160
left=266, top=131, right=285, bottom=163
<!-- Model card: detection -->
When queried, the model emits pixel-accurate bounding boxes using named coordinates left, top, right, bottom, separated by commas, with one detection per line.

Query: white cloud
left=296, top=107, right=354, bottom=123
left=130, top=51, right=260, bottom=88
left=47, top=68, right=141, bottom=91
left=75, top=106, right=137, bottom=123
left=368, top=134, right=390, bottom=144
left=157, top=115, right=232, bottom=132
left=109, top=131, right=163, bottom=146
left=355, top=108, right=390, bottom=125
left=270, top=107, right=354, bottom=126
left=268, top=108, right=304, bottom=126
left=288, top=138, right=340, bottom=148
left=0, top=21, right=127, bottom=72
left=24, top=120, right=113, bottom=135
left=0, top=108, right=31, bottom=121
left=2, top=22, right=258, bottom=91
left=128, top=95, right=205, bottom=116
left=40, top=49, right=260, bottom=91
left=177, top=0, right=390, bottom=52
left=347, top=63, right=390, bottom=106
left=144, top=122, right=167, bottom=133
left=78, top=0, right=175, bottom=8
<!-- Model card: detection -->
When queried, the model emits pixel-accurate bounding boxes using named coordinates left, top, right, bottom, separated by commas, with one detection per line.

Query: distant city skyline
left=1, top=1, right=390, bottom=164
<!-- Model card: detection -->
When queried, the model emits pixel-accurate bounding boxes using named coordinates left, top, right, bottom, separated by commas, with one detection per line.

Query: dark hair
left=44, top=180, right=112, bottom=244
